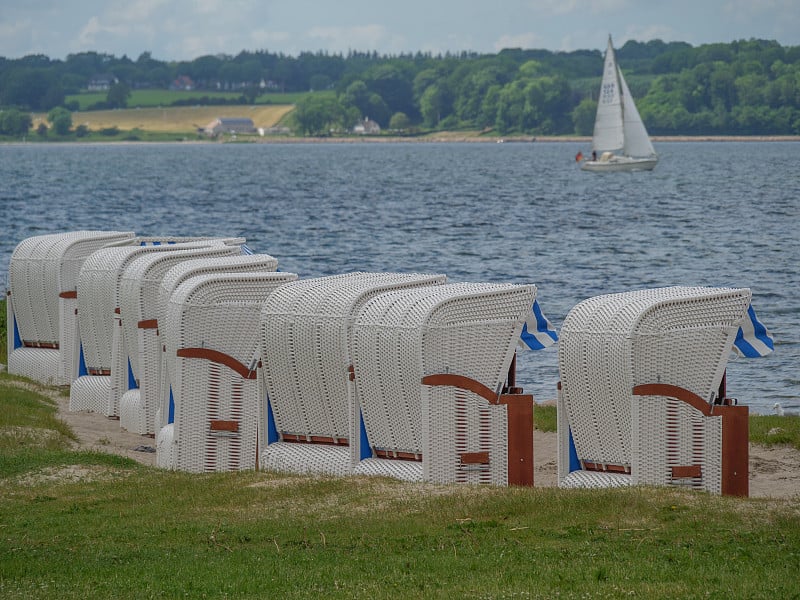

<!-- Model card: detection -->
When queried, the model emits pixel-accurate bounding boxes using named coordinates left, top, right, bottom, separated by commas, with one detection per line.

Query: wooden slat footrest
left=210, top=420, right=239, bottom=432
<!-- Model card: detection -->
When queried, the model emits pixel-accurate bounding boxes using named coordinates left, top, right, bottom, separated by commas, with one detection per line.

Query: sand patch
left=16, top=464, right=132, bottom=486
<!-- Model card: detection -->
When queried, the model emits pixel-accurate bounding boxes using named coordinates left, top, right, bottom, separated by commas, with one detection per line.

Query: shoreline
left=2, top=135, right=800, bottom=147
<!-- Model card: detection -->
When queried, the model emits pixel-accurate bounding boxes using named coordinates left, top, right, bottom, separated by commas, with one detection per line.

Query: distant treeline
left=1, top=39, right=799, bottom=136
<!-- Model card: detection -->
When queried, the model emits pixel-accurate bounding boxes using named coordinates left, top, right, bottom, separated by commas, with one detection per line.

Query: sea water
left=1, top=140, right=797, bottom=414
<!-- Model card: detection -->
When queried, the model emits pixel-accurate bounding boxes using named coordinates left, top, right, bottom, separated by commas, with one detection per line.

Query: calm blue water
left=1, top=141, right=797, bottom=414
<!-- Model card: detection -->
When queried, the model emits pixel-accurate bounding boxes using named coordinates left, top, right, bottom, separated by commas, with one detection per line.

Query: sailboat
left=582, top=35, right=658, bottom=172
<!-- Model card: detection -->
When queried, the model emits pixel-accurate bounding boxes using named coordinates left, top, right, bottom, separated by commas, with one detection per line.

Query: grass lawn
left=1, top=299, right=799, bottom=598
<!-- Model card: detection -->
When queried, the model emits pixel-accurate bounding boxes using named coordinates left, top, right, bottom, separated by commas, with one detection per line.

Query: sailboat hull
left=581, top=155, right=658, bottom=172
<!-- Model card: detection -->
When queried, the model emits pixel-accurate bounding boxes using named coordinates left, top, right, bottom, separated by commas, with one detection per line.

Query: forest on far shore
left=1, top=37, right=799, bottom=137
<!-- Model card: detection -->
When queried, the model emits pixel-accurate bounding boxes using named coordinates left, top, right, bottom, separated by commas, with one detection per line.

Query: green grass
left=534, top=403, right=556, bottom=432
left=2, top=301, right=800, bottom=597
left=750, top=413, right=800, bottom=450
left=0, top=298, right=7, bottom=365
left=0, top=375, right=799, bottom=598
left=3, top=469, right=799, bottom=599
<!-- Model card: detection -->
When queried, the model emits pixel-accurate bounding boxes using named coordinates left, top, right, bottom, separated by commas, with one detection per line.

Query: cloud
left=76, top=16, right=105, bottom=48
left=305, top=24, right=405, bottom=53
left=526, top=0, right=630, bottom=16
left=620, top=24, right=677, bottom=44
left=250, top=29, right=293, bottom=48
left=493, top=33, right=544, bottom=52
left=116, top=0, right=168, bottom=21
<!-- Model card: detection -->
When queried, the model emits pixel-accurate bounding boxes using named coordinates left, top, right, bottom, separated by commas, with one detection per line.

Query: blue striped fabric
left=518, top=300, right=558, bottom=351
left=734, top=304, right=774, bottom=358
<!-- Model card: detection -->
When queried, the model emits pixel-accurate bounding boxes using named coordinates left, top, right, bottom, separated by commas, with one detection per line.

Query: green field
left=66, top=89, right=329, bottom=111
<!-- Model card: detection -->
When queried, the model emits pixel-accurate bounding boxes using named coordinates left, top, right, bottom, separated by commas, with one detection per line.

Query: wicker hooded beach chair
left=557, top=286, right=754, bottom=496
left=258, top=272, right=446, bottom=476
left=156, top=271, right=297, bottom=472
left=350, top=282, right=538, bottom=485
left=151, top=253, right=281, bottom=443
left=6, top=231, right=135, bottom=385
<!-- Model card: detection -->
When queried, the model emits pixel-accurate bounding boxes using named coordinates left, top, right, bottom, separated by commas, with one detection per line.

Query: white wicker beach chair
left=117, top=245, right=250, bottom=435
left=68, top=237, right=242, bottom=417
left=557, top=286, right=753, bottom=496
left=258, top=272, right=446, bottom=476
left=152, top=254, right=281, bottom=449
left=156, top=271, right=297, bottom=473
left=6, top=231, right=135, bottom=385
left=350, top=282, right=537, bottom=485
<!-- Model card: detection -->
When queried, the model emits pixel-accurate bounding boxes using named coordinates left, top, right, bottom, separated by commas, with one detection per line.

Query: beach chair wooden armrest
left=422, top=373, right=498, bottom=404
left=633, top=383, right=712, bottom=415
left=176, top=347, right=259, bottom=380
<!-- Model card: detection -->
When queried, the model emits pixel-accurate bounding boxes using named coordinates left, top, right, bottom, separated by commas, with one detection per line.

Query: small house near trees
left=353, top=117, right=381, bottom=135
left=87, top=74, right=118, bottom=92
left=203, top=117, right=257, bottom=136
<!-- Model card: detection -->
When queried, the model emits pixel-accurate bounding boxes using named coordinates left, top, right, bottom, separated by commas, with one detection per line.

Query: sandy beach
left=20, top=377, right=795, bottom=500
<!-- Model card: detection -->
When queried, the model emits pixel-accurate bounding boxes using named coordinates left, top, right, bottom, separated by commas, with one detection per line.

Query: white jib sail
left=619, top=66, right=656, bottom=158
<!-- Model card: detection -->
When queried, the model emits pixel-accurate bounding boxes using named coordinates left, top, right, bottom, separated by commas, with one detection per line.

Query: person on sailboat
left=592, top=151, right=597, bottom=161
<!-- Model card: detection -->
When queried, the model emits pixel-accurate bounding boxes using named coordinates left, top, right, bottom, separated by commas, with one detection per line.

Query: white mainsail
left=590, top=35, right=655, bottom=159
left=592, top=36, right=625, bottom=153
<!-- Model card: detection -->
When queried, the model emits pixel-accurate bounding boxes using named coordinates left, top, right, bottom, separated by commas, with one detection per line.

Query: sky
left=1, top=0, right=798, bottom=62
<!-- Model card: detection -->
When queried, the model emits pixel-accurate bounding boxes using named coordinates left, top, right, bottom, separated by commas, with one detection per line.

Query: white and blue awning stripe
left=518, top=300, right=558, bottom=351
left=734, top=304, right=774, bottom=358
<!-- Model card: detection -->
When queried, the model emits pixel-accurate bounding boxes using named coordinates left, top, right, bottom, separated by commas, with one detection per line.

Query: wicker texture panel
left=557, top=286, right=751, bottom=493
left=560, top=470, right=633, bottom=488
left=353, top=458, right=423, bottom=482
left=7, top=348, right=61, bottom=385
left=161, top=271, right=297, bottom=473
left=69, top=375, right=112, bottom=414
left=259, top=272, right=446, bottom=476
left=261, top=442, right=352, bottom=476
left=350, top=282, right=535, bottom=484
left=156, top=423, right=175, bottom=469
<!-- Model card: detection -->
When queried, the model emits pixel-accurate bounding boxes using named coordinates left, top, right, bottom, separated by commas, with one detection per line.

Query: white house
left=203, top=117, right=257, bottom=136
left=353, top=117, right=381, bottom=135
